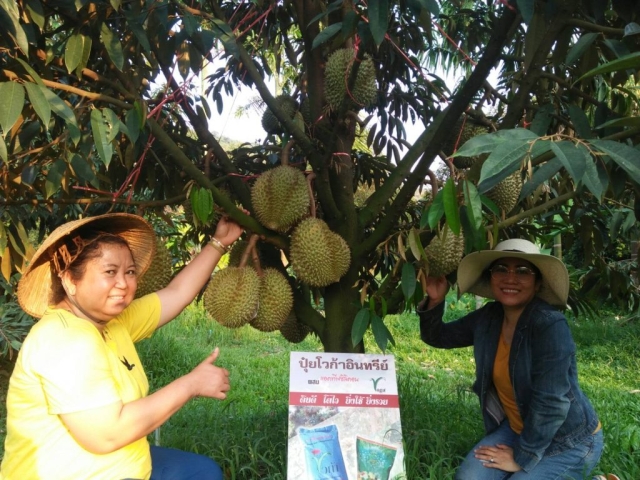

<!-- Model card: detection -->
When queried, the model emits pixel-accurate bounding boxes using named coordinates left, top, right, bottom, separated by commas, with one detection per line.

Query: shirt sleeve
left=117, top=293, right=162, bottom=342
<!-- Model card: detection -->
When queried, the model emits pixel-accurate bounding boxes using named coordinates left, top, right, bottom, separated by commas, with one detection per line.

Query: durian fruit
left=251, top=268, right=293, bottom=332
left=441, top=118, right=488, bottom=169
left=279, top=312, right=311, bottom=343
left=261, top=94, right=298, bottom=134
left=227, top=240, right=249, bottom=267
left=251, top=165, right=310, bottom=233
left=486, top=172, right=523, bottom=215
left=203, top=267, right=260, bottom=328
left=423, top=225, right=465, bottom=278
left=324, top=48, right=377, bottom=111
left=290, top=218, right=351, bottom=287
left=136, top=239, right=173, bottom=298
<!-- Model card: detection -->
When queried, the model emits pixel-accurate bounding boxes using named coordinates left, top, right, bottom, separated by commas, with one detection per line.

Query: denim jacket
left=418, top=297, right=599, bottom=472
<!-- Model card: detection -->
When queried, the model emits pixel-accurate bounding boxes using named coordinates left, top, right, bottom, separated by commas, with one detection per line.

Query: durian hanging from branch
left=324, top=47, right=377, bottom=112
left=248, top=235, right=294, bottom=333
left=289, top=172, right=351, bottom=287
left=203, top=235, right=261, bottom=329
left=250, top=140, right=310, bottom=233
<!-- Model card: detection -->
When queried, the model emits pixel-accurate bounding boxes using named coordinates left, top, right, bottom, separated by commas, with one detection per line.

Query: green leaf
left=24, top=81, right=51, bottom=129
left=40, top=85, right=78, bottom=128
left=567, top=104, right=594, bottom=139
left=565, top=32, right=598, bottom=66
left=368, top=0, right=388, bottom=47
left=577, top=144, right=603, bottom=200
left=550, top=141, right=586, bottom=182
left=516, top=0, right=534, bottom=24
left=0, top=136, right=7, bottom=164
left=413, top=0, right=439, bottom=16
left=45, top=158, right=67, bottom=198
left=16, top=58, right=45, bottom=86
left=591, top=140, right=640, bottom=184
left=123, top=11, right=151, bottom=53
left=351, top=308, right=371, bottom=347
left=210, top=18, right=238, bottom=57
left=0, top=0, right=29, bottom=53
left=371, top=314, right=395, bottom=352
left=442, top=177, right=460, bottom=235
left=529, top=104, right=554, bottom=136
left=408, top=227, right=426, bottom=262
left=101, top=23, right=124, bottom=71
left=520, top=158, right=562, bottom=198
left=401, top=263, right=417, bottom=300
left=76, top=34, right=92, bottom=77
left=575, top=52, right=640, bottom=83
left=125, top=108, right=141, bottom=144
left=91, top=108, right=114, bottom=167
left=64, top=33, right=84, bottom=73
left=311, top=23, right=342, bottom=50
left=462, top=179, right=482, bottom=230
left=307, top=0, right=343, bottom=27
left=454, top=128, right=538, bottom=158
left=25, top=0, right=45, bottom=30
left=101, top=108, right=120, bottom=142
left=477, top=140, right=532, bottom=193
left=595, top=116, right=640, bottom=130
left=68, top=153, right=97, bottom=186
left=427, top=190, right=445, bottom=229
left=0, top=82, right=25, bottom=136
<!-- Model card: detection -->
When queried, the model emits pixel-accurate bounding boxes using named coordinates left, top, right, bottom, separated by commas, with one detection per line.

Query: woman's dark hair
left=50, top=232, right=133, bottom=304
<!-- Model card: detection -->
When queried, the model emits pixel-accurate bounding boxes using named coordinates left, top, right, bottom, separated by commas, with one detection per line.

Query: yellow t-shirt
left=0, top=294, right=161, bottom=480
left=493, top=331, right=524, bottom=434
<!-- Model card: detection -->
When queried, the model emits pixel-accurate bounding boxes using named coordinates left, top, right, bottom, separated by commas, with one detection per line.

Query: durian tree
left=1, top=0, right=640, bottom=354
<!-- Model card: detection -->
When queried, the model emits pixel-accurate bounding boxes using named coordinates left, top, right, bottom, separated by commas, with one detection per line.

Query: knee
left=194, top=455, right=223, bottom=480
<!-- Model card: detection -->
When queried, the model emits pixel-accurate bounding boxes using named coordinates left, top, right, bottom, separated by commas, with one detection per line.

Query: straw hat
left=17, top=213, right=156, bottom=318
left=457, top=239, right=569, bottom=307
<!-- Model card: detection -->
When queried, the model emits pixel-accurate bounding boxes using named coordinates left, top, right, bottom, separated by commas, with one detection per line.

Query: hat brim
left=17, top=214, right=156, bottom=318
left=457, top=250, right=569, bottom=307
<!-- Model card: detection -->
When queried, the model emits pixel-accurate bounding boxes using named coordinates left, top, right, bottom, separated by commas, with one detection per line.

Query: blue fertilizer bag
left=299, top=424, right=348, bottom=479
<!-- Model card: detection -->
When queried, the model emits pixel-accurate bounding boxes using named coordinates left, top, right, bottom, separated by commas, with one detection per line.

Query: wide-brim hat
left=17, top=213, right=156, bottom=318
left=457, top=239, right=569, bottom=307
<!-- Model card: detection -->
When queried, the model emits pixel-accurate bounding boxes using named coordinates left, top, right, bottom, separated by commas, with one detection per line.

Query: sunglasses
left=489, top=264, right=536, bottom=280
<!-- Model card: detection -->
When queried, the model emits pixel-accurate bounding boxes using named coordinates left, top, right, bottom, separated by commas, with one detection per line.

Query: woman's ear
left=59, top=271, right=77, bottom=296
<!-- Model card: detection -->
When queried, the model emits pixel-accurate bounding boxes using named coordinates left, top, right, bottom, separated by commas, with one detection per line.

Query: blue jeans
left=149, top=446, right=223, bottom=480
left=456, top=421, right=604, bottom=480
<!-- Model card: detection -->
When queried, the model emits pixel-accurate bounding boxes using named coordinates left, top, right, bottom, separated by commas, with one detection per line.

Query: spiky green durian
left=325, top=48, right=377, bottom=111
left=423, top=226, right=465, bottom=278
left=261, top=94, right=298, bottom=134
left=442, top=118, right=489, bottom=169
left=290, top=218, right=351, bottom=287
left=486, top=172, right=523, bottom=214
left=251, top=165, right=310, bottom=233
left=250, top=268, right=293, bottom=332
left=203, top=267, right=260, bottom=328
left=136, top=239, right=172, bottom=298
left=279, top=312, right=311, bottom=344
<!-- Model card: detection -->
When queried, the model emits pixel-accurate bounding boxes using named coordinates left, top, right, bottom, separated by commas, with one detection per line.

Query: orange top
left=493, top=331, right=524, bottom=433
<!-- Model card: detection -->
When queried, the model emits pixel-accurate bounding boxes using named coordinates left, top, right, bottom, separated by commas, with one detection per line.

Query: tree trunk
left=321, top=281, right=364, bottom=353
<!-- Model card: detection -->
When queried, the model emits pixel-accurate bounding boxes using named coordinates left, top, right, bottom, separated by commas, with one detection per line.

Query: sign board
left=288, top=352, right=406, bottom=480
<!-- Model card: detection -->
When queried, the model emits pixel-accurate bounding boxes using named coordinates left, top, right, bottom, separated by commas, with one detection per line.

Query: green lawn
left=1, top=297, right=639, bottom=479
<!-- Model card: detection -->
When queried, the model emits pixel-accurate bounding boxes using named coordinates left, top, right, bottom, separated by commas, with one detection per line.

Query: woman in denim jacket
left=418, top=239, right=610, bottom=479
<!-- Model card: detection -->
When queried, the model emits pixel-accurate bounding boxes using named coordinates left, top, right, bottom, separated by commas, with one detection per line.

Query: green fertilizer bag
left=356, top=436, right=397, bottom=480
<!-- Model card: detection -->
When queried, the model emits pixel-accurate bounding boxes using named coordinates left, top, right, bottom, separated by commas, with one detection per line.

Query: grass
left=1, top=296, right=639, bottom=479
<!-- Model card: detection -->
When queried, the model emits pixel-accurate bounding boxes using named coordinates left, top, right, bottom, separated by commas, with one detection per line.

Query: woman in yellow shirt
left=1, top=212, right=245, bottom=480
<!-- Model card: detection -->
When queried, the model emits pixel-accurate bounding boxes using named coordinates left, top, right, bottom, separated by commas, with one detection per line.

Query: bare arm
left=155, top=215, right=245, bottom=327
left=59, top=348, right=229, bottom=454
